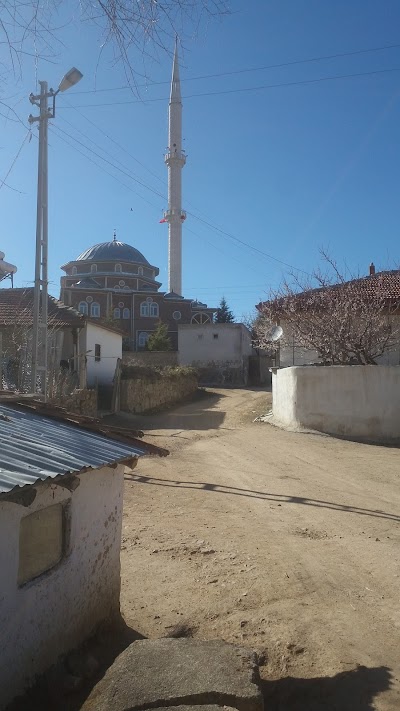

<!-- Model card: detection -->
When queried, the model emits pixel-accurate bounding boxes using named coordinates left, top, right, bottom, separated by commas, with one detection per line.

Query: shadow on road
left=106, top=390, right=228, bottom=432
left=125, top=474, right=400, bottom=523
left=262, top=664, right=392, bottom=710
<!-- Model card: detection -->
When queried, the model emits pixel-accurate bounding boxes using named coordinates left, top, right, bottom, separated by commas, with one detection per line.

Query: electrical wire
left=0, top=130, right=31, bottom=193
left=50, top=121, right=309, bottom=275
left=69, top=42, right=400, bottom=95
left=61, top=65, right=400, bottom=109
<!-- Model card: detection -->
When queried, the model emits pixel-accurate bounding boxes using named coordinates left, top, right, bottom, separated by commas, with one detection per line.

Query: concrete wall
left=0, top=465, right=124, bottom=708
left=121, top=369, right=198, bottom=413
left=272, top=365, right=400, bottom=441
left=178, top=324, right=253, bottom=384
left=82, top=323, right=122, bottom=387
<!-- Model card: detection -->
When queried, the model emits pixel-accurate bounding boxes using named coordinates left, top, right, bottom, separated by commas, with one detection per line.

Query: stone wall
left=57, top=388, right=98, bottom=418
left=120, top=367, right=198, bottom=414
left=122, top=351, right=178, bottom=368
left=194, top=359, right=249, bottom=386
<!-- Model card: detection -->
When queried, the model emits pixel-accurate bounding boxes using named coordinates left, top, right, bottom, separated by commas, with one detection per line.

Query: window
left=213, top=333, right=219, bottom=340
left=90, top=264, right=97, bottom=273
left=138, top=332, right=149, bottom=348
left=140, top=301, right=149, bottom=317
left=114, top=284, right=121, bottom=289
left=138, top=266, right=143, bottom=276
left=86, top=295, right=93, bottom=303
left=90, top=302, right=100, bottom=317
left=119, top=280, right=125, bottom=287
left=113, top=308, right=121, bottom=319
left=123, top=308, right=130, bottom=319
left=18, top=504, right=64, bottom=586
left=173, top=310, right=181, bottom=321
left=150, top=302, right=159, bottom=317
left=115, top=264, right=122, bottom=272
left=71, top=266, right=77, bottom=276
left=78, top=301, right=88, bottom=315
left=95, top=344, right=101, bottom=362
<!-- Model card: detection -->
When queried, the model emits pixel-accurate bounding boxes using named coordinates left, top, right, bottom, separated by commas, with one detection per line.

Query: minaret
left=164, top=39, right=186, bottom=295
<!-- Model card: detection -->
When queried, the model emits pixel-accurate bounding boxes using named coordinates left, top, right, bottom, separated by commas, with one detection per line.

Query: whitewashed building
left=178, top=323, right=254, bottom=384
left=0, top=400, right=165, bottom=709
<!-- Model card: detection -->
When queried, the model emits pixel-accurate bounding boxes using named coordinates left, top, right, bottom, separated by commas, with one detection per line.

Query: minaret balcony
left=163, top=209, right=186, bottom=222
left=164, top=150, right=186, bottom=167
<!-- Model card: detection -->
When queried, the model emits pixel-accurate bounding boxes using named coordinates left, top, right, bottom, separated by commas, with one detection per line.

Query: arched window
left=90, top=302, right=100, bottom=317
left=138, top=266, right=143, bottom=276
left=150, top=302, right=159, bottom=317
left=123, top=308, right=130, bottom=319
left=90, top=264, right=97, bottom=273
left=113, top=308, right=121, bottom=319
left=115, top=263, right=122, bottom=272
left=191, top=313, right=211, bottom=325
left=138, top=332, right=149, bottom=348
left=71, top=266, right=77, bottom=276
left=140, top=301, right=149, bottom=317
left=78, top=301, right=88, bottom=315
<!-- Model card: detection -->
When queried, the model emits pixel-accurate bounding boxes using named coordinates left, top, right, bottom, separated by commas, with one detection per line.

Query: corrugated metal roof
left=0, top=403, right=149, bottom=495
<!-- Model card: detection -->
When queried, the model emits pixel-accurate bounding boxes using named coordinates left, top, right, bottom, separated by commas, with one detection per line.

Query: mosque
left=60, top=42, right=216, bottom=350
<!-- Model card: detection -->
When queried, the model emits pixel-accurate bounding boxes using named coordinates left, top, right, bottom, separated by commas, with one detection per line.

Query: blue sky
left=1, top=0, right=400, bottom=320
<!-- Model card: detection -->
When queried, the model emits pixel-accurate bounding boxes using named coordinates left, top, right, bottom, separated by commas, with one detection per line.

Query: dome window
left=71, top=266, right=77, bottom=276
left=90, top=302, right=100, bottom=318
left=115, top=264, right=122, bottom=273
left=90, top=264, right=97, bottom=273
left=138, top=266, right=143, bottom=276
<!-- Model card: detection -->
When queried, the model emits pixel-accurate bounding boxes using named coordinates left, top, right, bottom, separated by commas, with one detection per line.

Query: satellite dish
left=267, top=325, right=283, bottom=342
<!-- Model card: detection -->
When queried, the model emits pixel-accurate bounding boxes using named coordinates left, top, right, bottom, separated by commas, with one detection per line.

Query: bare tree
left=0, top=0, right=228, bottom=89
left=254, top=251, right=400, bottom=365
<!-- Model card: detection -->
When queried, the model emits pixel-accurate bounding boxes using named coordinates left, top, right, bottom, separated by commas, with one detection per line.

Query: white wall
left=178, top=323, right=253, bottom=366
left=278, top=319, right=400, bottom=368
left=0, top=465, right=124, bottom=709
left=272, top=365, right=400, bottom=440
left=82, top=323, right=122, bottom=387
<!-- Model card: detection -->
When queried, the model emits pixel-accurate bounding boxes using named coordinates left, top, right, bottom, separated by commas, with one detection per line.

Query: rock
left=81, top=639, right=263, bottom=711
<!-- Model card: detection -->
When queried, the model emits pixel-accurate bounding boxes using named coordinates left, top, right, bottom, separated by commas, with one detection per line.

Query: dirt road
left=120, top=388, right=400, bottom=710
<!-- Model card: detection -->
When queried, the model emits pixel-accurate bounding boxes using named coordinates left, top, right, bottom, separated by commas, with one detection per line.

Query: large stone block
left=81, top=639, right=263, bottom=711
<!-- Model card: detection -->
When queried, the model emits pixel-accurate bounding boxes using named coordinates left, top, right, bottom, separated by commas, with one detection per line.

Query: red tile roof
left=257, top=270, right=400, bottom=311
left=0, top=288, right=84, bottom=328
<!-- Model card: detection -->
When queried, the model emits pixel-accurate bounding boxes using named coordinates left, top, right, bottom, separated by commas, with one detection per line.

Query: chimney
left=369, top=262, right=375, bottom=276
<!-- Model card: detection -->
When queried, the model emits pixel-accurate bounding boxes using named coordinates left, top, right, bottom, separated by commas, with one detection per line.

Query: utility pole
left=28, top=68, right=82, bottom=398
left=29, top=81, right=49, bottom=397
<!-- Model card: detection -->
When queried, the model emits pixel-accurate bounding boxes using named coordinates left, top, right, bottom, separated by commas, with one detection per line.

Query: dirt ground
left=118, top=387, right=400, bottom=711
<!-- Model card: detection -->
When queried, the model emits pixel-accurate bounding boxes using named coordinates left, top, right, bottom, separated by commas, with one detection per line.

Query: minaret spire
left=164, top=38, right=186, bottom=295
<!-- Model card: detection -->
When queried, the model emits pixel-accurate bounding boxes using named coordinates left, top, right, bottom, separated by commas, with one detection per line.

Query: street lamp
left=29, top=67, right=83, bottom=398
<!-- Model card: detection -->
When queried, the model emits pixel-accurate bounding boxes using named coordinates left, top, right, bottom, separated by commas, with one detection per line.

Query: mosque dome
left=76, top=240, right=150, bottom=265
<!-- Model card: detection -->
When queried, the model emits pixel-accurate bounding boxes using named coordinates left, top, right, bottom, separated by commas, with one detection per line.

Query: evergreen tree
left=215, top=296, right=235, bottom=323
left=147, top=322, right=172, bottom=351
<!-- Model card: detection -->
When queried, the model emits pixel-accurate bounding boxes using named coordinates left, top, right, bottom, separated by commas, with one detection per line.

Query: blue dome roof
left=76, top=241, right=149, bottom=265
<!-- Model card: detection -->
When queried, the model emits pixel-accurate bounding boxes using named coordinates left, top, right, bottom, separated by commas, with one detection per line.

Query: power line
left=50, top=121, right=308, bottom=275
left=69, top=42, right=400, bottom=95
left=61, top=65, right=400, bottom=109
left=0, top=130, right=31, bottom=193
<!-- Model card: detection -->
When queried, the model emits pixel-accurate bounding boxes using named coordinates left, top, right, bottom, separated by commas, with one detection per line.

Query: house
left=256, top=267, right=400, bottom=367
left=0, top=288, right=122, bottom=389
left=178, top=323, right=254, bottom=385
left=0, top=397, right=167, bottom=709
